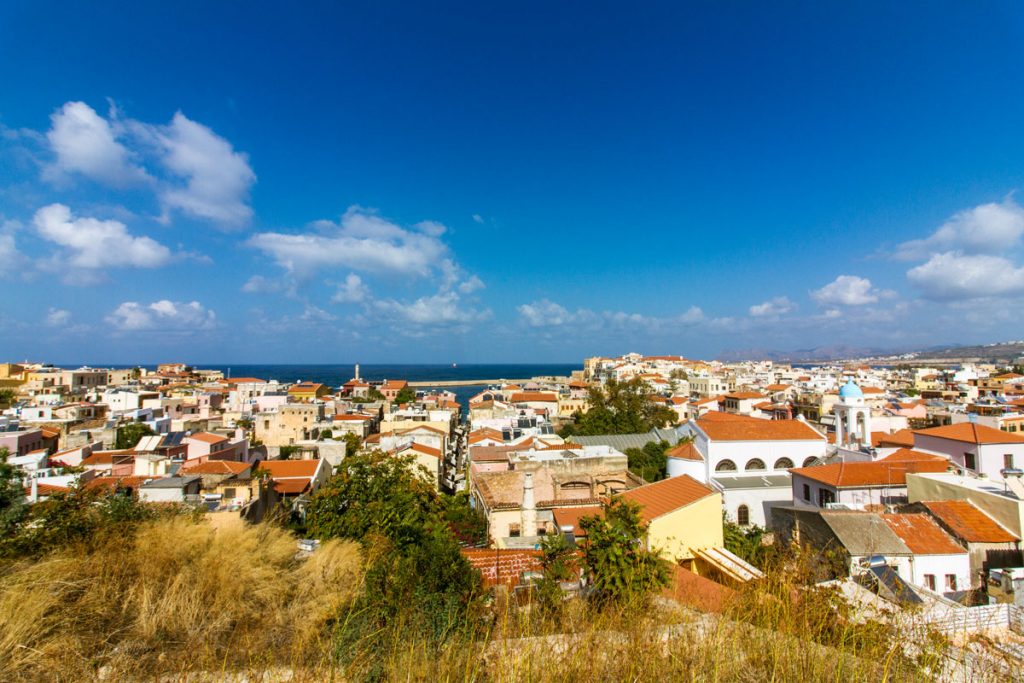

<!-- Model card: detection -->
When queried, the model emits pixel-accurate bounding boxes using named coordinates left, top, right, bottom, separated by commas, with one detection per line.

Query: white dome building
left=834, top=379, right=872, bottom=449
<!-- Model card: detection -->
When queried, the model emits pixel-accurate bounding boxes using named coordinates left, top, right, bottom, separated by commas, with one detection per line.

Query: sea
left=200, top=363, right=578, bottom=413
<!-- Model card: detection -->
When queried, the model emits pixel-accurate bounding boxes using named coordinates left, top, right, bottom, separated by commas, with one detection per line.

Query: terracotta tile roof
left=333, top=414, right=372, bottom=421
left=879, top=448, right=947, bottom=463
left=551, top=505, right=605, bottom=536
left=289, top=382, right=326, bottom=393
left=256, top=459, right=320, bottom=478
left=469, top=428, right=505, bottom=444
left=84, top=475, right=148, bottom=491
left=790, top=458, right=949, bottom=488
left=222, top=377, right=266, bottom=384
left=915, top=423, right=1024, bottom=444
left=697, top=417, right=823, bottom=441
left=872, top=429, right=915, bottom=448
left=181, top=460, right=251, bottom=476
left=621, top=475, right=716, bottom=522
left=725, top=392, right=768, bottom=400
left=461, top=548, right=543, bottom=588
left=765, top=384, right=792, bottom=391
left=382, top=380, right=408, bottom=390
left=401, top=442, right=441, bottom=458
left=272, top=479, right=310, bottom=495
left=469, top=445, right=517, bottom=463
left=881, top=513, right=965, bottom=555
left=395, top=425, right=448, bottom=436
left=26, top=483, right=69, bottom=496
left=187, top=431, right=228, bottom=444
left=81, top=450, right=133, bottom=466
left=508, top=392, right=558, bottom=403
left=921, top=500, right=1019, bottom=543
left=663, top=565, right=737, bottom=613
left=666, top=442, right=703, bottom=461
left=696, top=411, right=757, bottom=422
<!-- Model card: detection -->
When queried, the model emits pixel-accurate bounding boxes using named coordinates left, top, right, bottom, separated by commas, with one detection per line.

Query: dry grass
left=0, top=518, right=1002, bottom=682
left=0, top=516, right=361, bottom=681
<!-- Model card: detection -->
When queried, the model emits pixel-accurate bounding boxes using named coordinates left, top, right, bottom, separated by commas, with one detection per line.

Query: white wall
left=719, top=484, right=792, bottom=528
left=909, top=553, right=971, bottom=596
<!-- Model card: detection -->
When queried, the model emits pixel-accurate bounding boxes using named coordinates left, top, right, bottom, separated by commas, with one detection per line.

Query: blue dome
left=839, top=380, right=863, bottom=399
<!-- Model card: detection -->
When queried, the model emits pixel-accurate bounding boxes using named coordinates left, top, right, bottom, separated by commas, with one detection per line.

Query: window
left=745, top=458, right=766, bottom=471
left=737, top=505, right=750, bottom=526
left=803, top=457, right=822, bottom=467
left=802, top=483, right=811, bottom=502
left=945, top=574, right=957, bottom=591
left=964, top=452, right=976, bottom=471
left=223, top=487, right=236, bottom=499
left=774, top=457, right=794, bottom=470
left=1005, top=454, right=1015, bottom=470
left=924, top=574, right=936, bottom=591
left=817, top=488, right=835, bottom=507
left=715, top=459, right=737, bottom=472
left=509, top=524, right=521, bottom=538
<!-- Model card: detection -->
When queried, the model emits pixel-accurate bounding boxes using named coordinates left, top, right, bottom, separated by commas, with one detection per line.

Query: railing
left=923, top=603, right=1024, bottom=635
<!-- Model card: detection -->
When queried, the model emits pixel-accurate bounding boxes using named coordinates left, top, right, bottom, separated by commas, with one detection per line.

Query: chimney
left=521, top=472, right=537, bottom=537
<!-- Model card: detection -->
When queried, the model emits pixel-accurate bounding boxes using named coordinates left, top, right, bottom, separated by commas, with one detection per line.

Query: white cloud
left=106, top=299, right=216, bottom=331
left=374, top=290, right=491, bottom=326
left=472, top=214, right=484, bottom=224
left=249, top=206, right=450, bottom=278
left=517, top=300, right=706, bottom=330
left=331, top=273, right=370, bottom=303
left=41, top=101, right=254, bottom=228
left=518, top=299, right=573, bottom=327
left=458, top=274, right=485, bottom=294
left=241, top=275, right=284, bottom=294
left=894, top=199, right=1024, bottom=260
left=43, top=101, right=149, bottom=187
left=907, top=251, right=1024, bottom=301
left=811, top=275, right=888, bottom=306
left=148, top=112, right=256, bottom=228
left=749, top=296, right=795, bottom=317
left=33, top=203, right=172, bottom=270
left=45, top=308, right=70, bottom=326
left=300, top=305, right=337, bottom=322
left=0, top=232, right=23, bottom=278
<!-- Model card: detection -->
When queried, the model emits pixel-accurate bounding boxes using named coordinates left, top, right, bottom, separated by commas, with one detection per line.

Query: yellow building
left=287, top=382, right=330, bottom=402
left=622, top=475, right=724, bottom=562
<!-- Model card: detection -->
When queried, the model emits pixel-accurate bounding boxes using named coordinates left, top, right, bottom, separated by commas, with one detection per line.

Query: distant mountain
left=717, top=340, right=1024, bottom=364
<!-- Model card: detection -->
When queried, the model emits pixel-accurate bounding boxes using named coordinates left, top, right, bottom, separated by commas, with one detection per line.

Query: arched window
left=715, top=459, right=737, bottom=472
left=745, top=458, right=766, bottom=471
left=737, top=504, right=750, bottom=526
left=774, top=457, right=794, bottom=470
left=803, top=457, right=822, bottom=467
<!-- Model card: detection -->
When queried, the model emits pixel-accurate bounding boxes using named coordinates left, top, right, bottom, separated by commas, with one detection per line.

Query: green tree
left=114, top=422, right=154, bottom=450
left=562, top=378, right=678, bottom=437
left=578, top=497, right=670, bottom=608
left=319, top=428, right=333, bottom=440
left=0, top=448, right=27, bottom=541
left=723, top=518, right=775, bottom=569
left=394, top=386, right=416, bottom=404
left=624, top=440, right=671, bottom=482
left=441, top=491, right=488, bottom=546
left=0, top=388, right=17, bottom=407
left=534, top=530, right=577, bottom=616
left=307, top=452, right=483, bottom=662
left=342, top=432, right=362, bottom=458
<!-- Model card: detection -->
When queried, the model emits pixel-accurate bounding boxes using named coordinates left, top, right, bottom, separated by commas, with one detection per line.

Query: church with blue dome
left=834, top=379, right=872, bottom=449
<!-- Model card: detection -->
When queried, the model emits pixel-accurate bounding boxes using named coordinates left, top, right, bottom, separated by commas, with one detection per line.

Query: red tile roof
left=881, top=513, right=965, bottom=555
left=461, top=548, right=543, bottom=588
left=872, top=429, right=915, bottom=448
left=256, top=459, right=320, bottom=478
left=551, top=505, right=605, bottom=536
left=508, top=392, right=558, bottom=403
left=921, top=500, right=1019, bottom=543
left=187, top=432, right=228, bottom=444
left=697, top=417, right=823, bottom=442
left=790, top=459, right=949, bottom=488
left=181, top=460, right=251, bottom=476
left=272, top=479, right=311, bottom=495
left=914, top=423, right=1024, bottom=445
left=621, top=475, right=716, bottom=522
left=666, top=442, right=703, bottom=461
left=879, top=448, right=947, bottom=463
left=663, top=565, right=737, bottom=613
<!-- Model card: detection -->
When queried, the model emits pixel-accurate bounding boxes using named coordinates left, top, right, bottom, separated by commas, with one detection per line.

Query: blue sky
left=2, top=2, right=1024, bottom=363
